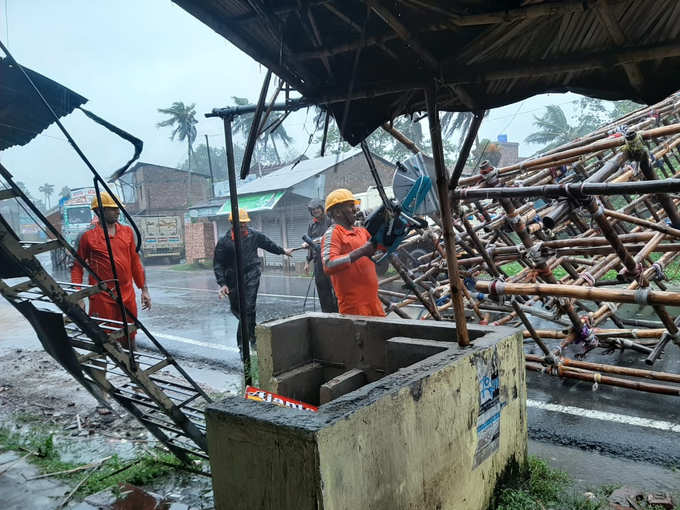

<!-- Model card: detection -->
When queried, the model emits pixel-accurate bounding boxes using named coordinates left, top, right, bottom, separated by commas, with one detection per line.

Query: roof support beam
left=399, top=0, right=617, bottom=26
left=364, top=0, right=440, bottom=71
left=296, top=2, right=334, bottom=80
left=424, top=85, right=470, bottom=347
left=309, top=39, right=680, bottom=105
left=595, top=0, right=645, bottom=93
left=323, top=3, right=399, bottom=61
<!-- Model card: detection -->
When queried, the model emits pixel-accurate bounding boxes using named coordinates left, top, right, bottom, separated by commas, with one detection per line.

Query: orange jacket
left=321, top=224, right=384, bottom=317
left=71, top=223, right=144, bottom=345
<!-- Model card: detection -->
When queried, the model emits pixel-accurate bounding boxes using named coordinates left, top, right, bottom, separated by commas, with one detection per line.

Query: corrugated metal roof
left=0, top=57, right=87, bottom=150
left=222, top=150, right=361, bottom=197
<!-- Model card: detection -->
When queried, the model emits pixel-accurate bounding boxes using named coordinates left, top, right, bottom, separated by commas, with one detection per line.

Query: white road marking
left=527, top=399, right=680, bottom=434
left=148, top=331, right=240, bottom=353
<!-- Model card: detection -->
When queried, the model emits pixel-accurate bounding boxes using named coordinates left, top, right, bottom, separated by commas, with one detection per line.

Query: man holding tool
left=321, top=189, right=385, bottom=317
left=214, top=208, right=293, bottom=350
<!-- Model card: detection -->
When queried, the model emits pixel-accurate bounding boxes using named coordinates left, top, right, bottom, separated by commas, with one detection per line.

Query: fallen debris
left=381, top=93, right=680, bottom=395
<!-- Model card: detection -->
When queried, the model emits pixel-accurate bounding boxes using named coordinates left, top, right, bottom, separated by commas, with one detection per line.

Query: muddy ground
left=0, top=348, right=233, bottom=509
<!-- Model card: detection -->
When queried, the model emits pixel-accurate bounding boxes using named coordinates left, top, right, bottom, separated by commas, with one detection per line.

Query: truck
left=48, top=190, right=186, bottom=269
left=48, top=187, right=98, bottom=270
left=133, top=215, right=184, bottom=264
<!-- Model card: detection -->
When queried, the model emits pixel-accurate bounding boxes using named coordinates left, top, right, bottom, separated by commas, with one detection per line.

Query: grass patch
left=501, top=262, right=523, bottom=277
left=0, top=424, right=183, bottom=498
left=493, top=457, right=675, bottom=509
left=170, top=260, right=212, bottom=271
left=500, top=262, right=568, bottom=281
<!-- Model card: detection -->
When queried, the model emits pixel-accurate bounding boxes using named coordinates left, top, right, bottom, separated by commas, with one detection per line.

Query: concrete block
left=208, top=314, right=527, bottom=510
left=273, top=361, right=324, bottom=406
left=256, top=316, right=311, bottom=381
left=319, top=368, right=367, bottom=404
left=385, top=337, right=453, bottom=374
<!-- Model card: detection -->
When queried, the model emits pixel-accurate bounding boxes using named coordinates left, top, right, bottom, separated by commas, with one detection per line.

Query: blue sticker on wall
left=474, top=347, right=501, bottom=467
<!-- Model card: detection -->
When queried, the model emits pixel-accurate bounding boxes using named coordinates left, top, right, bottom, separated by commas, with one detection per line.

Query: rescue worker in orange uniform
left=321, top=189, right=385, bottom=317
left=71, top=192, right=150, bottom=348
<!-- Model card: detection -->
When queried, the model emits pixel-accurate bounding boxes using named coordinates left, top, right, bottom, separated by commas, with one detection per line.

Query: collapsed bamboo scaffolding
left=378, top=91, right=680, bottom=395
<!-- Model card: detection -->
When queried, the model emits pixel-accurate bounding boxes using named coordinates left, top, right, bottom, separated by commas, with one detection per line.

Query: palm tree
left=157, top=102, right=198, bottom=203
left=525, top=105, right=582, bottom=152
left=59, top=186, right=71, bottom=201
left=39, top=183, right=55, bottom=209
left=230, top=96, right=293, bottom=171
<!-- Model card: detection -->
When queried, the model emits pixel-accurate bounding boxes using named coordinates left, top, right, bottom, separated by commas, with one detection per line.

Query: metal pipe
left=223, top=117, right=252, bottom=384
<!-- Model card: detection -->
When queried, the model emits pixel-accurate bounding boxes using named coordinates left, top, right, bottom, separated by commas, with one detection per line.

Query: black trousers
left=313, top=260, right=338, bottom=313
left=228, top=268, right=261, bottom=349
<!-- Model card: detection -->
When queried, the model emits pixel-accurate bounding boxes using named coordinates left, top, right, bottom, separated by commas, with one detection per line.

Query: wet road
left=2, top=257, right=680, bottom=471
left=134, top=267, right=321, bottom=368
left=525, top=303, right=680, bottom=468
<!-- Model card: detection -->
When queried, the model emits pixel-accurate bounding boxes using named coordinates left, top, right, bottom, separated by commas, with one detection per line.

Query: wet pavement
left=2, top=256, right=680, bottom=490
left=132, top=266, right=320, bottom=368
left=523, top=302, right=680, bottom=468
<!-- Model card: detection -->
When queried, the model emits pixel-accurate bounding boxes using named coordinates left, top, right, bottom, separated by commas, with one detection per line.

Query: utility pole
left=205, top=134, right=215, bottom=199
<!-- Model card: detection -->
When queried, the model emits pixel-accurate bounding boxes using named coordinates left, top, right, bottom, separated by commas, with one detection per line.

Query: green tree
left=230, top=96, right=294, bottom=172
left=525, top=105, right=583, bottom=151
left=609, top=100, right=643, bottom=121
left=314, top=112, right=431, bottom=164
left=157, top=102, right=198, bottom=203
left=180, top=143, right=227, bottom=181
left=39, top=183, right=55, bottom=209
left=575, top=97, right=609, bottom=133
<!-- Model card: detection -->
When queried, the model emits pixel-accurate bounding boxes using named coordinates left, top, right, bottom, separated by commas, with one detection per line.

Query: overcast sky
left=1, top=1, right=601, bottom=199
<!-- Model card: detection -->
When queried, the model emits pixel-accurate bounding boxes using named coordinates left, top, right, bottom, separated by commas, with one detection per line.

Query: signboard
left=67, top=188, right=97, bottom=206
left=244, top=386, right=318, bottom=412
left=217, top=191, right=285, bottom=215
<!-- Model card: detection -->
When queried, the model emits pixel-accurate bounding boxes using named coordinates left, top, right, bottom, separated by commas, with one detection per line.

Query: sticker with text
left=244, top=386, right=318, bottom=412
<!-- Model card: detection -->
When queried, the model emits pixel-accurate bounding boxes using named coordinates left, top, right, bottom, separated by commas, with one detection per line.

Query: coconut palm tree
left=39, top=183, right=55, bottom=209
left=157, top=102, right=198, bottom=202
left=525, top=105, right=583, bottom=151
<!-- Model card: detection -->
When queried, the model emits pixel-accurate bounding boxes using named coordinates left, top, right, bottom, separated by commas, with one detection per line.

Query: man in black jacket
left=214, top=208, right=292, bottom=350
left=304, top=198, right=338, bottom=313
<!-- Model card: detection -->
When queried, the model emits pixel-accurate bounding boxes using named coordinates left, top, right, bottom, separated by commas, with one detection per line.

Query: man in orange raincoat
left=321, top=189, right=385, bottom=317
left=71, top=192, right=150, bottom=348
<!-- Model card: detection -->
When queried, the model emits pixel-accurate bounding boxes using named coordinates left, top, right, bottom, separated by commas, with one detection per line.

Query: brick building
left=114, top=162, right=211, bottom=215
left=189, top=149, right=394, bottom=268
left=496, top=141, right=520, bottom=167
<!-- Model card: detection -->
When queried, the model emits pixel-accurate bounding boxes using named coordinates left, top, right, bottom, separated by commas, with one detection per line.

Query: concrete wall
left=185, top=222, right=215, bottom=263
left=207, top=314, right=527, bottom=510
left=497, top=142, right=520, bottom=167
left=128, top=164, right=211, bottom=214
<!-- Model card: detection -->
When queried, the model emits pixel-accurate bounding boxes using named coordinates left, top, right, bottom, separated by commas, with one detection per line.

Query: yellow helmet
left=228, top=208, right=251, bottom=223
left=325, top=189, right=360, bottom=212
left=90, top=192, right=118, bottom=210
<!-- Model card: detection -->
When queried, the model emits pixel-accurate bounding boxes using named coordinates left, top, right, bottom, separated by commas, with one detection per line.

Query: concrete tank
left=206, top=313, right=527, bottom=510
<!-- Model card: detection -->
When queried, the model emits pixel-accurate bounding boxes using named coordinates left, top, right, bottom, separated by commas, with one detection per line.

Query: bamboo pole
left=525, top=355, right=680, bottom=384
left=603, top=208, right=680, bottom=239
left=425, top=86, right=469, bottom=346
left=474, top=280, right=680, bottom=307
left=526, top=362, right=680, bottom=396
